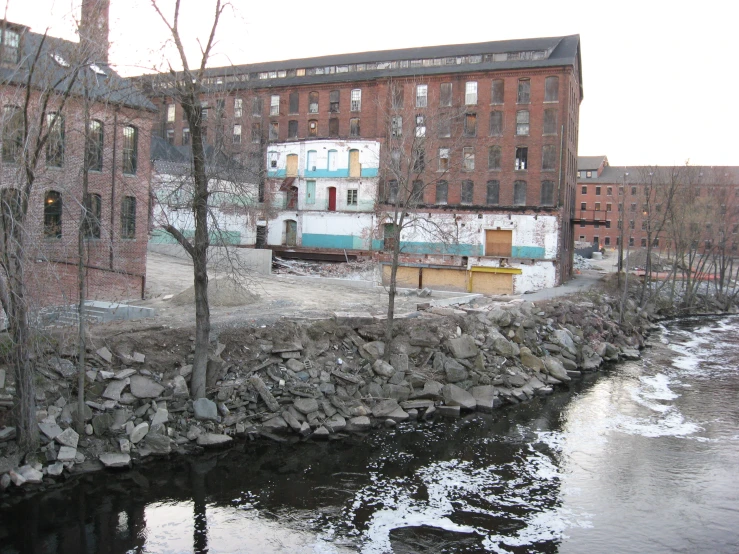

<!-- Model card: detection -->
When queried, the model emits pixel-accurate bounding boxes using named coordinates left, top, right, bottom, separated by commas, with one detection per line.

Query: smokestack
left=79, top=0, right=110, bottom=63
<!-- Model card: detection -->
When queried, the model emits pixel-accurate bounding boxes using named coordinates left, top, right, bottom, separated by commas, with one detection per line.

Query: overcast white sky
left=7, top=0, right=738, bottom=166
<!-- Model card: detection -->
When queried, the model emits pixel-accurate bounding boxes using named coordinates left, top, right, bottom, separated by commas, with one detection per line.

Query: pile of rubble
left=573, top=254, right=593, bottom=270
left=273, top=258, right=376, bottom=281
left=0, top=293, right=650, bottom=493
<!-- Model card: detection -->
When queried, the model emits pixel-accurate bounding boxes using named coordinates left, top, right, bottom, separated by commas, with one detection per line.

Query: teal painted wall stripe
left=512, top=246, right=546, bottom=258
left=302, top=233, right=368, bottom=249
left=268, top=168, right=378, bottom=179
left=149, top=229, right=241, bottom=245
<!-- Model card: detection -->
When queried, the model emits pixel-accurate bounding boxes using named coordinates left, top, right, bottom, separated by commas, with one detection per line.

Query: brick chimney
left=79, top=0, right=110, bottom=63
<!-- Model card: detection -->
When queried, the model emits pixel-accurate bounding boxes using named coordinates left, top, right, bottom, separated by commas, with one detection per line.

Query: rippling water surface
left=1, top=316, right=738, bottom=553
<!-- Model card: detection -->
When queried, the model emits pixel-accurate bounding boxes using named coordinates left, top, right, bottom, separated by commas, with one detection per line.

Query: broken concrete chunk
left=362, top=341, right=385, bottom=360
left=129, top=422, right=149, bottom=444
left=102, top=380, right=128, bottom=401
left=272, top=342, right=303, bottom=354
left=49, top=357, right=76, bottom=378
left=249, top=375, right=280, bottom=412
left=442, top=384, right=477, bottom=411
left=129, top=375, right=164, bottom=399
left=132, top=352, right=146, bottom=364
left=447, top=335, right=478, bottom=359
left=96, top=347, right=113, bottom=364
left=55, top=428, right=79, bottom=449
left=345, top=416, right=371, bottom=432
left=38, top=421, right=63, bottom=440
left=99, top=453, right=131, bottom=468
left=372, top=359, right=395, bottom=378
left=172, top=375, right=190, bottom=397
left=193, top=398, right=218, bottom=421
left=293, top=398, right=319, bottom=415
left=197, top=433, right=233, bottom=447
left=56, top=446, right=77, bottom=462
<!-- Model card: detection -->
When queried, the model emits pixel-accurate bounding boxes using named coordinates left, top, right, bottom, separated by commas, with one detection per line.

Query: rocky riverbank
left=0, top=288, right=655, bottom=496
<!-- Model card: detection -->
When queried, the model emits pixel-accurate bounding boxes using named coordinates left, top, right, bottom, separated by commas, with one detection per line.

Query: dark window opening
left=486, top=180, right=499, bottom=205
left=44, top=190, right=62, bottom=238
left=540, top=180, right=555, bottom=206
left=83, top=193, right=101, bottom=239
left=461, top=180, right=474, bottom=204
left=121, top=196, right=136, bottom=239
left=436, top=180, right=448, bottom=204
left=515, top=147, right=528, bottom=170
left=513, top=180, right=527, bottom=205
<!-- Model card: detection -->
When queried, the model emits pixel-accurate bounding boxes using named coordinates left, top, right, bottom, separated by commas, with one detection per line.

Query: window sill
left=488, top=168, right=501, bottom=172
left=543, top=101, right=559, bottom=104
left=123, top=172, right=137, bottom=177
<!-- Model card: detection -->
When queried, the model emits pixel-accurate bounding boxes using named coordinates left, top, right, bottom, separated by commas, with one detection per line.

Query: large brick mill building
left=140, top=34, right=583, bottom=294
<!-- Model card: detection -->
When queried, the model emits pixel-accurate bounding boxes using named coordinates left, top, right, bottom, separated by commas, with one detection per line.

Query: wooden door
left=485, top=229, right=512, bottom=257
left=285, top=220, right=297, bottom=246
left=286, top=154, right=298, bottom=177
left=471, top=272, right=513, bottom=295
left=349, top=149, right=360, bottom=178
left=328, top=187, right=336, bottom=211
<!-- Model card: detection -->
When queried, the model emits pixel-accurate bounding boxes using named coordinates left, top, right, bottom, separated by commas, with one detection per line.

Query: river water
left=1, top=316, right=738, bottom=553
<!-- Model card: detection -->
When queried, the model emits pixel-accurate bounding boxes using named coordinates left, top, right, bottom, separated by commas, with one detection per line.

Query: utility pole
left=618, top=171, right=629, bottom=285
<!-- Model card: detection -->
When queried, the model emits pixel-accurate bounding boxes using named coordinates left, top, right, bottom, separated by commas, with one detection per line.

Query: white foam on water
left=609, top=409, right=700, bottom=438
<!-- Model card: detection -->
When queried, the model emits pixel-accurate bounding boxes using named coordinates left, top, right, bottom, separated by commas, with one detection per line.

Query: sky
left=6, top=0, right=738, bottom=167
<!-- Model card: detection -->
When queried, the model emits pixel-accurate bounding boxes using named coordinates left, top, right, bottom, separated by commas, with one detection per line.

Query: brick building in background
left=0, top=1, right=155, bottom=309
left=138, top=35, right=583, bottom=294
left=576, top=156, right=739, bottom=254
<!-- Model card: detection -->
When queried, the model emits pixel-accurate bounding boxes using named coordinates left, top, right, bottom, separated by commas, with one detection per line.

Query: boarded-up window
left=269, top=121, right=279, bottom=141
left=485, top=229, right=512, bottom=257
left=515, top=147, right=528, bottom=170
left=287, top=120, right=298, bottom=138
left=329, top=117, right=339, bottom=137
left=464, top=113, right=476, bottom=136
left=489, top=111, right=503, bottom=136
left=513, top=180, right=527, bottom=205
left=542, top=145, right=556, bottom=170
left=461, top=180, right=474, bottom=204
left=541, top=180, right=555, bottom=206
left=350, top=118, right=360, bottom=137
left=436, top=180, right=448, bottom=204
left=329, top=90, right=340, bottom=112
left=517, top=79, right=530, bottom=103
left=392, top=85, right=404, bottom=109
left=463, top=147, right=475, bottom=171
left=516, top=110, right=529, bottom=135
left=439, top=148, right=449, bottom=171
left=440, top=82, right=452, bottom=106
left=309, top=92, right=319, bottom=113
left=545, top=76, right=559, bottom=102
left=288, top=92, right=299, bottom=114
left=491, top=79, right=504, bottom=104
left=488, top=146, right=501, bottom=170
left=486, top=180, right=500, bottom=205
left=286, top=154, right=298, bottom=177
left=308, top=119, right=317, bottom=136
left=543, top=109, right=557, bottom=135
left=349, top=149, right=360, bottom=177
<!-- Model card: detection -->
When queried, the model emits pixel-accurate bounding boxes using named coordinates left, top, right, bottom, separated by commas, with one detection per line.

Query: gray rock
left=143, top=433, right=172, bottom=455
left=621, top=347, right=640, bottom=360
left=0, top=473, right=10, bottom=489
left=99, top=453, right=131, bottom=468
left=324, top=414, right=347, bottom=432
left=415, top=380, right=444, bottom=400
left=57, top=446, right=77, bottom=462
left=38, top=421, right=63, bottom=440
left=102, top=380, right=128, bottom=401
left=299, top=422, right=312, bottom=436
left=444, top=359, right=469, bottom=383
left=18, top=465, right=43, bottom=484
left=366, top=382, right=384, bottom=398
left=55, top=428, right=79, bottom=449
left=436, top=405, right=461, bottom=417
left=114, top=368, right=137, bottom=380
left=172, top=375, right=190, bottom=398
left=96, top=347, right=113, bottom=364
left=447, top=335, right=478, bottom=359
left=442, top=384, right=477, bottom=410
left=193, top=398, right=218, bottom=422
left=330, top=396, right=370, bottom=417
left=492, top=336, right=519, bottom=357
left=543, top=357, right=571, bottom=382
left=293, top=398, right=319, bottom=415
left=151, top=408, right=169, bottom=427
left=559, top=356, right=578, bottom=371
left=372, top=360, right=395, bottom=378
left=0, top=368, right=5, bottom=389
left=382, top=384, right=411, bottom=401
left=8, top=470, right=26, bottom=486
left=312, top=426, right=330, bottom=439
left=49, top=357, right=76, bottom=378
left=409, top=330, right=439, bottom=347
left=519, top=347, right=545, bottom=371
left=470, top=385, right=499, bottom=413
left=371, top=399, right=401, bottom=418
left=262, top=415, right=288, bottom=433
left=133, top=352, right=146, bottom=363
left=111, top=409, right=131, bottom=431
left=345, top=416, right=371, bottom=432
left=319, top=383, right=336, bottom=395
left=385, top=407, right=409, bottom=423
left=129, top=422, right=149, bottom=444
left=46, top=462, right=64, bottom=476
left=282, top=410, right=303, bottom=432
left=362, top=341, right=385, bottom=360
left=272, top=342, right=303, bottom=354
left=92, top=413, right=113, bottom=436
left=390, top=353, right=409, bottom=373
left=551, top=329, right=576, bottom=354
left=197, top=433, right=233, bottom=447
left=129, top=375, right=164, bottom=399
left=580, top=345, right=603, bottom=370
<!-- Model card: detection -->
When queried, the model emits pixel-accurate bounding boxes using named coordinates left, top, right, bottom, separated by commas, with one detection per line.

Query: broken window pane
left=350, top=118, right=360, bottom=136
left=251, top=123, right=261, bottom=143
left=413, top=147, right=425, bottom=172
left=543, top=109, right=557, bottom=135
left=488, top=146, right=501, bottom=170
left=545, top=76, right=559, bottom=102
left=463, top=147, right=475, bottom=171
left=440, top=82, right=452, bottom=107
left=540, top=180, right=555, bottom=205
left=515, top=147, right=528, bottom=170
left=464, top=113, right=476, bottom=136
left=411, top=180, right=424, bottom=202
left=439, top=147, right=449, bottom=171
left=309, top=91, right=319, bottom=113
left=486, top=180, right=499, bottom=205
left=351, top=89, right=362, bottom=112
left=489, top=110, right=503, bottom=136
left=252, top=96, right=262, bottom=116
left=329, top=117, right=339, bottom=137
left=415, top=115, right=426, bottom=137
left=288, top=120, right=298, bottom=138
left=269, top=121, right=279, bottom=141
left=438, top=115, right=451, bottom=138
left=461, top=180, right=474, bottom=204
left=513, top=180, right=527, bottom=205
left=491, top=79, right=504, bottom=104
left=387, top=179, right=398, bottom=204
left=517, top=79, right=530, bottom=103
left=436, top=180, right=448, bottom=204
left=391, top=116, right=403, bottom=137
left=330, top=90, right=340, bottom=113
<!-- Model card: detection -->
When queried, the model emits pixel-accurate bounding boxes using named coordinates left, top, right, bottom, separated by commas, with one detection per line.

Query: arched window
left=121, top=196, right=136, bottom=239
left=327, top=150, right=338, bottom=171
left=46, top=113, right=64, bottom=167
left=122, top=125, right=138, bottom=174
left=306, top=150, right=317, bottom=171
left=44, top=191, right=62, bottom=238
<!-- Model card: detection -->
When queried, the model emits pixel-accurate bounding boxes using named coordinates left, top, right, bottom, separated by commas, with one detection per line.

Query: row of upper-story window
left=385, top=179, right=556, bottom=207
left=387, top=145, right=558, bottom=173
left=1, top=106, right=140, bottom=174
left=168, top=107, right=561, bottom=147
left=267, top=149, right=363, bottom=171
left=164, top=76, right=561, bottom=122
left=42, top=190, right=137, bottom=240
